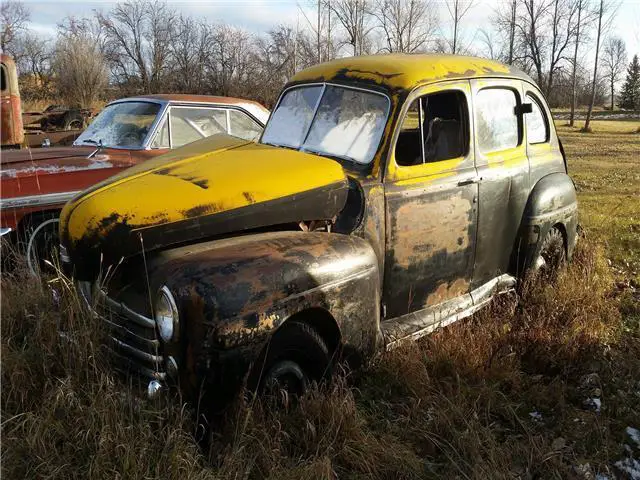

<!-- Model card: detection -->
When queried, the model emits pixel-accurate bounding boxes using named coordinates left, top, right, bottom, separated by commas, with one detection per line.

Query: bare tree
left=516, top=0, right=580, bottom=97
left=329, top=0, right=372, bottom=55
left=488, top=0, right=522, bottom=63
left=443, top=0, right=475, bottom=54
left=601, top=36, right=626, bottom=110
left=372, top=0, right=437, bottom=53
left=54, top=32, right=108, bottom=108
left=569, top=0, right=589, bottom=126
left=0, top=0, right=30, bottom=59
left=170, top=16, right=210, bottom=93
left=583, top=0, right=605, bottom=131
left=97, top=0, right=176, bottom=93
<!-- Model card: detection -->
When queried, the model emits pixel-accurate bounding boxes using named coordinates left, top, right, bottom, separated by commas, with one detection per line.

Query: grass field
left=2, top=121, right=639, bottom=479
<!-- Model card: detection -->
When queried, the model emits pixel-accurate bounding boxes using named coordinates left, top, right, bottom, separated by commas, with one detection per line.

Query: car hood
left=0, top=145, right=138, bottom=181
left=60, top=134, right=349, bottom=279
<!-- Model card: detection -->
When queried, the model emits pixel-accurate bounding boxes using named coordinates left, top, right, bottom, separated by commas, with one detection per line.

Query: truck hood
left=60, top=134, right=349, bottom=278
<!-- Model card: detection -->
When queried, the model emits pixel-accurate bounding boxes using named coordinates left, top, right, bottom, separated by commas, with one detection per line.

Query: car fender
left=149, top=230, right=381, bottom=397
left=517, top=172, right=579, bottom=270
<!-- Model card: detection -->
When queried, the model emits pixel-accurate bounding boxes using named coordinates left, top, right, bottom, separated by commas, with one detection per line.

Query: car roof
left=290, top=54, right=534, bottom=93
left=106, top=94, right=270, bottom=125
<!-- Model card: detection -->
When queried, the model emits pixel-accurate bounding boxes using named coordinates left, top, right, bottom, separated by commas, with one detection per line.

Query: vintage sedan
left=0, top=94, right=269, bottom=273
left=59, top=54, right=578, bottom=406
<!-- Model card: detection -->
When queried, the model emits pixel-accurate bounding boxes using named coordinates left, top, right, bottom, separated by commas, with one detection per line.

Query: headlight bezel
left=154, top=285, right=179, bottom=343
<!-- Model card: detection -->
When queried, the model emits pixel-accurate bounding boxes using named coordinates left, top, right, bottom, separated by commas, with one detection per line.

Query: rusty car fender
left=517, top=172, right=579, bottom=271
left=148, top=230, right=381, bottom=399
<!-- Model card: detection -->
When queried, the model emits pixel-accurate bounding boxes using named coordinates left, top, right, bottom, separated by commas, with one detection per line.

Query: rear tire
left=531, top=226, right=566, bottom=279
left=254, top=321, right=331, bottom=401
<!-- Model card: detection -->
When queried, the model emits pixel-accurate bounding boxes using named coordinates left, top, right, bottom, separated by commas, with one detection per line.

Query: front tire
left=22, top=216, right=60, bottom=276
left=255, top=321, right=331, bottom=400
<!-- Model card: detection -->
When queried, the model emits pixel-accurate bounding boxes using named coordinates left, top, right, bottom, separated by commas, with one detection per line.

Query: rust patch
left=424, top=277, right=469, bottom=307
left=243, top=191, right=256, bottom=204
left=392, top=191, right=472, bottom=269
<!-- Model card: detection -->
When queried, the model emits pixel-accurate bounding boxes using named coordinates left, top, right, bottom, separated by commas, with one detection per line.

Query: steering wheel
left=116, top=123, right=145, bottom=146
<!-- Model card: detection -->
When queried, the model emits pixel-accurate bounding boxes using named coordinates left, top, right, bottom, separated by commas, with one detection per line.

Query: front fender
left=520, top=172, right=579, bottom=268
left=150, top=231, right=381, bottom=395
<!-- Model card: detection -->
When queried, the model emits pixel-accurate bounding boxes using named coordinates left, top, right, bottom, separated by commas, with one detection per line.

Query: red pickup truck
left=1, top=94, right=269, bottom=273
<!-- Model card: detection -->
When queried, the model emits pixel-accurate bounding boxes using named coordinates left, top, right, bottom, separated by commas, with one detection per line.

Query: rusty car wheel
left=533, top=226, right=566, bottom=278
left=24, top=216, right=60, bottom=276
left=258, top=321, right=331, bottom=400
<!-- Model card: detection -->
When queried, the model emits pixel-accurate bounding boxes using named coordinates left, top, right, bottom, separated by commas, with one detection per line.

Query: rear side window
left=526, top=93, right=549, bottom=144
left=475, top=88, right=519, bottom=154
left=229, top=109, right=263, bottom=141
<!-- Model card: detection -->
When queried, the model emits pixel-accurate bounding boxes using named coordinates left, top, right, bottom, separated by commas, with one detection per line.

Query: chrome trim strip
left=103, top=317, right=160, bottom=349
left=102, top=294, right=156, bottom=329
left=1, top=190, right=81, bottom=209
left=110, top=337, right=162, bottom=365
left=0, top=227, right=12, bottom=236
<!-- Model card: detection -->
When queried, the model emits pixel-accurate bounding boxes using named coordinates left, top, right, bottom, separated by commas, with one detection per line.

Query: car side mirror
left=515, top=103, right=533, bottom=115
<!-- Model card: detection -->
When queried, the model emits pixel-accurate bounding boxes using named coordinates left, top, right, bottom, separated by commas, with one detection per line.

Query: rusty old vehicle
left=1, top=54, right=24, bottom=148
left=1, top=54, right=90, bottom=149
left=59, top=54, right=578, bottom=404
left=1, top=94, right=269, bottom=273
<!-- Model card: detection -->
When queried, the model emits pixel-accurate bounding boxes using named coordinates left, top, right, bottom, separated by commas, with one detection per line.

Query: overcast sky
left=21, top=0, right=640, bottom=60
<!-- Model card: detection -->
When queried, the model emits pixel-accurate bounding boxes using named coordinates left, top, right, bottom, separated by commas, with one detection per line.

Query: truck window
left=395, top=90, right=468, bottom=166
left=169, top=107, right=228, bottom=148
left=229, top=109, right=263, bottom=141
left=1, top=64, right=7, bottom=92
left=475, top=88, right=520, bottom=154
left=526, top=93, right=549, bottom=144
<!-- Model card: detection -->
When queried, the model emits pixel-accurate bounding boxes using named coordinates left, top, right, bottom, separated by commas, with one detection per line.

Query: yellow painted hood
left=60, top=134, right=349, bottom=278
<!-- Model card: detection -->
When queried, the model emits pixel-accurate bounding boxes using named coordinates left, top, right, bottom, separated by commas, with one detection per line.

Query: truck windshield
left=75, top=101, right=161, bottom=148
left=261, top=85, right=389, bottom=165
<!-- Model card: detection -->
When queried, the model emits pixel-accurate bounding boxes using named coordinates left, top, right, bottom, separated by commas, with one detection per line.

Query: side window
left=170, top=107, right=228, bottom=148
left=526, top=93, right=549, bottom=144
left=475, top=88, right=519, bottom=154
left=150, top=117, right=170, bottom=148
left=395, top=90, right=468, bottom=166
left=229, top=109, right=263, bottom=141
left=1, top=64, right=7, bottom=92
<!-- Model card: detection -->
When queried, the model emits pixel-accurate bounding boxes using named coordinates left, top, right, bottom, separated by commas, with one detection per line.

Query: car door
left=470, top=79, right=530, bottom=288
left=383, top=80, right=479, bottom=319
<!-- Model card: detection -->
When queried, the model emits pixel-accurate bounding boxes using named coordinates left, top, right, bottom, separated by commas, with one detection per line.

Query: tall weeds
left=2, top=240, right=636, bottom=479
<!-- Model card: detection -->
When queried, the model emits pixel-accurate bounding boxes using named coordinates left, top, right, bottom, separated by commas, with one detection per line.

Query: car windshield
left=75, top=101, right=161, bottom=148
left=261, top=85, right=389, bottom=165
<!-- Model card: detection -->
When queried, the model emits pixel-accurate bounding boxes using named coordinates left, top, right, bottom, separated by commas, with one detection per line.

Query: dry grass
left=2, top=120, right=639, bottom=479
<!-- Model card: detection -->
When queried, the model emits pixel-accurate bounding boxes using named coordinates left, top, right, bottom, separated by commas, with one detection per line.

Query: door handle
left=458, top=177, right=481, bottom=186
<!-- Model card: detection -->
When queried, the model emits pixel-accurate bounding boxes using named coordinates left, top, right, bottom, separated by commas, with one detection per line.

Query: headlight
left=154, top=286, right=179, bottom=342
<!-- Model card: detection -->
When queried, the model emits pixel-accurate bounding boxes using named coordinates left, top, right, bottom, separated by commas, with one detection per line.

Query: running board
left=382, top=274, right=516, bottom=350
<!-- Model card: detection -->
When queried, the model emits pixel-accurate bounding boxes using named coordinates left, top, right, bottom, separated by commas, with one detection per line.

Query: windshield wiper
left=301, top=147, right=358, bottom=165
left=262, top=140, right=298, bottom=151
left=81, top=138, right=101, bottom=146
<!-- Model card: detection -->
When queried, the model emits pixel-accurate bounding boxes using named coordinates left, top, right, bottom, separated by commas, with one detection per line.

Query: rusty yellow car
left=59, top=54, right=578, bottom=404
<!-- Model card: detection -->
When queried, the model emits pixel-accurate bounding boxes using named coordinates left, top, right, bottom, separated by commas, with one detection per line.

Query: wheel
left=63, top=111, right=85, bottom=130
left=532, top=226, right=566, bottom=278
left=21, top=215, right=60, bottom=276
left=254, top=321, right=331, bottom=400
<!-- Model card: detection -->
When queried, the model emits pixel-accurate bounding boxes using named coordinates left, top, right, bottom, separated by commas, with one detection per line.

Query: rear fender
left=515, top=172, right=578, bottom=272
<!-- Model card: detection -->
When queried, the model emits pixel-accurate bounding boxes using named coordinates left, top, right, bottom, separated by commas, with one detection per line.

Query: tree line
left=0, top=0, right=638, bottom=113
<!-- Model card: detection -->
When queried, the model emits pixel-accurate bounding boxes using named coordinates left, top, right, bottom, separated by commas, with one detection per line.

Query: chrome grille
left=96, top=292, right=167, bottom=381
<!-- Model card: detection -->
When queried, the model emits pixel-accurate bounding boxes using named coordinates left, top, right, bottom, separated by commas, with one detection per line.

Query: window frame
left=394, top=89, right=471, bottom=167
left=0, top=63, right=7, bottom=93
left=167, top=105, right=231, bottom=148
left=474, top=86, right=524, bottom=155
left=525, top=92, right=550, bottom=145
